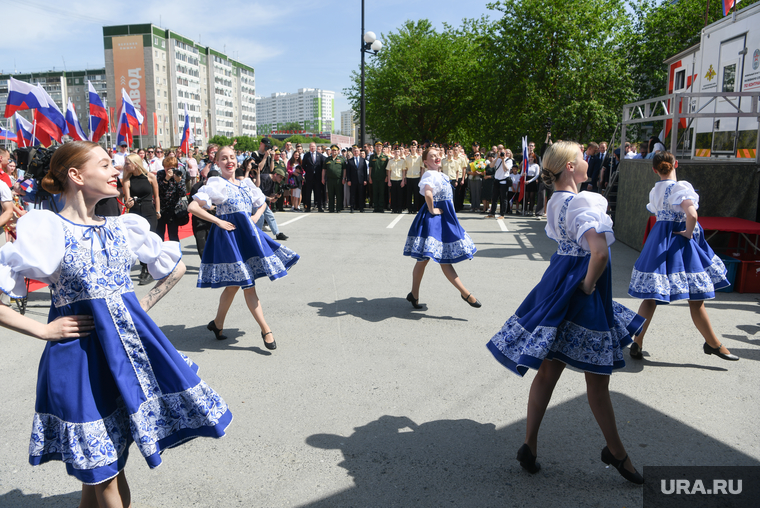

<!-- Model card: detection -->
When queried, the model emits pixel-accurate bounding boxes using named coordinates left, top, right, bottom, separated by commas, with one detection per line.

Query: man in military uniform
left=386, top=146, right=406, bottom=214
left=322, top=144, right=347, bottom=213
left=404, top=143, right=423, bottom=213
left=368, top=141, right=389, bottom=213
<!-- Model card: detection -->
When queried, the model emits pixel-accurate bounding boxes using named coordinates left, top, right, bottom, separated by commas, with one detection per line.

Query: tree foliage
left=344, top=0, right=760, bottom=147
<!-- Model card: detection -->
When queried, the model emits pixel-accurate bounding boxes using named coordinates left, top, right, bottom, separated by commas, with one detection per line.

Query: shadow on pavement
left=302, top=393, right=758, bottom=507
left=159, top=323, right=273, bottom=355
left=308, top=297, right=467, bottom=323
left=0, top=489, right=81, bottom=508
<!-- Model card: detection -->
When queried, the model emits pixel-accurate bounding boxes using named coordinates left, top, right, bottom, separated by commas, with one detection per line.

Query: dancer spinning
left=486, top=141, right=645, bottom=484
left=403, top=147, right=480, bottom=308
left=628, top=151, right=736, bottom=361
left=188, top=146, right=299, bottom=350
left=0, top=141, right=232, bottom=507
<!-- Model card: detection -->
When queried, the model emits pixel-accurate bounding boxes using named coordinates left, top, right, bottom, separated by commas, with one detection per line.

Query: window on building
left=158, top=103, right=161, bottom=110
left=156, top=77, right=160, bottom=85
left=163, top=66, right=166, bottom=72
left=156, top=64, right=159, bottom=72
left=164, top=91, right=167, bottom=97
left=161, top=40, right=165, bottom=48
left=159, top=128, right=163, bottom=135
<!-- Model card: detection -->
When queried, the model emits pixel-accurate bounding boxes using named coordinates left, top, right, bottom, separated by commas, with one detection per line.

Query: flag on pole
left=15, top=112, right=50, bottom=147
left=65, top=99, right=88, bottom=141
left=88, top=81, right=108, bottom=142
left=723, top=0, right=739, bottom=16
left=116, top=88, right=144, bottom=147
left=4, top=77, right=49, bottom=117
left=517, top=136, right=528, bottom=204
left=179, top=104, right=194, bottom=154
left=0, top=126, right=14, bottom=140
left=34, top=85, right=68, bottom=142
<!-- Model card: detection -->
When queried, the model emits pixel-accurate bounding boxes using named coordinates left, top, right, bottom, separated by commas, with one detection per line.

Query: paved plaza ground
left=1, top=210, right=759, bottom=507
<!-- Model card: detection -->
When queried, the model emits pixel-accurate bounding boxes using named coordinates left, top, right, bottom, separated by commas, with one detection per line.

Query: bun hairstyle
left=653, top=150, right=676, bottom=175
left=540, top=140, right=580, bottom=187
left=43, top=140, right=101, bottom=194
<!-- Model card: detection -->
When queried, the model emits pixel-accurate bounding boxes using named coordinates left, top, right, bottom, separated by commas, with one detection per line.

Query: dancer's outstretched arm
left=140, top=261, right=186, bottom=312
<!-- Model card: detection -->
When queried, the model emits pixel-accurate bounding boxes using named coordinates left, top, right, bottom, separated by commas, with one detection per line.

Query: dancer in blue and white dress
left=402, top=147, right=480, bottom=309
left=486, top=141, right=645, bottom=484
left=628, top=151, right=737, bottom=361
left=0, top=141, right=232, bottom=506
left=188, top=146, right=299, bottom=350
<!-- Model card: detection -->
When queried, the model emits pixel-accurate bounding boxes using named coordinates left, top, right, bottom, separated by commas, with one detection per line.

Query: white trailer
left=663, top=2, right=760, bottom=159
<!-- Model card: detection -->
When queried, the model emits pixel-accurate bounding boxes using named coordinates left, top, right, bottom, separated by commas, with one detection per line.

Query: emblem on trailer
left=753, top=49, right=760, bottom=70
left=705, top=64, right=717, bottom=81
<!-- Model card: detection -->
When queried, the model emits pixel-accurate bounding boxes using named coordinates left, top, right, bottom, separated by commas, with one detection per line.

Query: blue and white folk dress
left=487, top=192, right=645, bottom=376
left=0, top=211, right=232, bottom=485
left=628, top=180, right=728, bottom=301
left=193, top=177, right=299, bottom=288
left=403, top=170, right=477, bottom=263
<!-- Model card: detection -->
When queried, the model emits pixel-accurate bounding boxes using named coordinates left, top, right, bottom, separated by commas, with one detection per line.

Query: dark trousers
left=372, top=173, right=385, bottom=212
left=390, top=180, right=403, bottom=213
left=506, top=190, right=516, bottom=213
left=193, top=226, right=209, bottom=257
left=157, top=214, right=180, bottom=241
left=326, top=178, right=343, bottom=212
left=349, top=182, right=365, bottom=211
left=406, top=177, right=421, bottom=212
left=455, top=179, right=467, bottom=212
left=303, top=177, right=323, bottom=211
left=489, top=182, right=508, bottom=216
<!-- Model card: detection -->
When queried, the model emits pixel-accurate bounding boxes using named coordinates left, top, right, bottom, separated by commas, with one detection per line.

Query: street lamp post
left=360, top=0, right=382, bottom=148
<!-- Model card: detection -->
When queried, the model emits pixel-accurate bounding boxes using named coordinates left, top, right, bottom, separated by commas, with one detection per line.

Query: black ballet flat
left=703, top=342, right=739, bottom=361
left=461, top=292, right=482, bottom=308
left=207, top=320, right=227, bottom=341
left=601, top=446, right=644, bottom=485
left=261, top=331, right=277, bottom=350
left=629, top=342, right=643, bottom=360
left=406, top=292, right=423, bottom=309
left=516, top=444, right=541, bottom=474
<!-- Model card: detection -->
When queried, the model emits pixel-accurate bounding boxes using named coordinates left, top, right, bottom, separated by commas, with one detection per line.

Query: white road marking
left=497, top=219, right=508, bottom=232
left=278, top=214, right=311, bottom=227
left=386, top=214, right=405, bottom=229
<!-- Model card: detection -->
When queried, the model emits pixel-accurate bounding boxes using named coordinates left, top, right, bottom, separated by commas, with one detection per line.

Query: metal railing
left=620, top=91, right=760, bottom=163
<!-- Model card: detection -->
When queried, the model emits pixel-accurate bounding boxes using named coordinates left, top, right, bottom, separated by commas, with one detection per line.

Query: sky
left=0, top=0, right=496, bottom=125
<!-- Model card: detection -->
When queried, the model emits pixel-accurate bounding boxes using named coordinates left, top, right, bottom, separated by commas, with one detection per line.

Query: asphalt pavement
left=1, top=209, right=759, bottom=507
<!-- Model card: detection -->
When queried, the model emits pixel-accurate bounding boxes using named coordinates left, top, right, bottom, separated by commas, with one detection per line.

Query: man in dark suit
left=595, top=141, right=611, bottom=192
left=301, top=141, right=324, bottom=212
left=585, top=142, right=601, bottom=193
left=346, top=145, right=368, bottom=212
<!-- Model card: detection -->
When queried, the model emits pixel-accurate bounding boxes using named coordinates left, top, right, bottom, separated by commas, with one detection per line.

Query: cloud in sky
left=1, top=0, right=495, bottom=119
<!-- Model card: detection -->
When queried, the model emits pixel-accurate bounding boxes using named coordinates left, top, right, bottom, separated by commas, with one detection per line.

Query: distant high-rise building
left=103, top=23, right=256, bottom=149
left=340, top=109, right=358, bottom=139
left=255, top=89, right=335, bottom=135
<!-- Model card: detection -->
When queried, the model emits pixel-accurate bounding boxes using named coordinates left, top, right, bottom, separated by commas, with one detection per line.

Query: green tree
left=345, top=19, right=489, bottom=144
left=483, top=0, right=633, bottom=147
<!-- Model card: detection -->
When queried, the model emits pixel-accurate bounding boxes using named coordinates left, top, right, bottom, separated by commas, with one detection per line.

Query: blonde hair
left=125, top=153, right=146, bottom=176
left=541, top=140, right=580, bottom=187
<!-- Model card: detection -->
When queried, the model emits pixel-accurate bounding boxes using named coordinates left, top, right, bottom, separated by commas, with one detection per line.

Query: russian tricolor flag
left=34, top=85, right=68, bottom=143
left=88, top=81, right=108, bottom=142
left=4, top=77, right=49, bottom=117
left=179, top=104, right=194, bottom=154
left=65, top=99, right=88, bottom=141
left=15, top=112, right=51, bottom=147
left=116, top=88, right=143, bottom=147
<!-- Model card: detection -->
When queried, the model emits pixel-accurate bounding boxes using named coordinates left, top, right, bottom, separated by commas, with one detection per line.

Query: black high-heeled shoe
left=629, top=342, right=643, bottom=360
left=461, top=292, right=482, bottom=308
left=516, top=444, right=540, bottom=474
left=703, top=342, right=739, bottom=361
left=406, top=292, right=423, bottom=309
left=601, top=446, right=644, bottom=484
left=261, top=331, right=277, bottom=350
left=207, top=320, right=227, bottom=341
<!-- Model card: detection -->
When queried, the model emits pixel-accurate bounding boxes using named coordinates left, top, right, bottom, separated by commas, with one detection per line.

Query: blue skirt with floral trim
left=487, top=252, right=644, bottom=376
left=403, top=199, right=476, bottom=264
left=628, top=220, right=728, bottom=302
left=198, top=211, right=299, bottom=288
